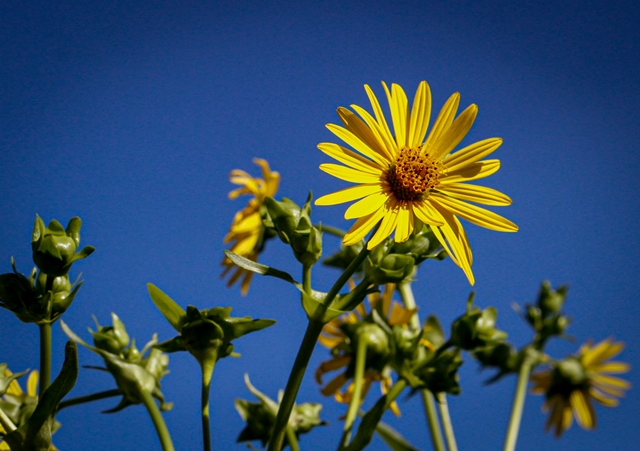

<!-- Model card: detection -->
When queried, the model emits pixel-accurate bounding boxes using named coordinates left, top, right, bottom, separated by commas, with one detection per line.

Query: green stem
left=268, top=319, right=325, bottom=451
left=0, top=405, right=16, bottom=434
left=397, top=281, right=446, bottom=451
left=201, top=358, right=216, bottom=451
left=437, top=392, right=458, bottom=451
left=140, top=390, right=175, bottom=451
left=384, top=378, right=407, bottom=410
left=57, top=388, right=122, bottom=411
left=38, top=322, right=52, bottom=394
left=316, top=224, right=346, bottom=238
left=503, top=355, right=534, bottom=451
left=303, top=264, right=312, bottom=295
left=269, top=241, right=372, bottom=451
left=285, top=426, right=300, bottom=451
left=338, top=337, right=369, bottom=450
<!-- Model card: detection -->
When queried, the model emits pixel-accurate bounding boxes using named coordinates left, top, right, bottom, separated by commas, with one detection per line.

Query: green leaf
left=299, top=289, right=345, bottom=323
left=146, top=283, right=187, bottom=332
left=375, top=420, right=422, bottom=451
left=228, top=318, right=276, bottom=340
left=223, top=250, right=297, bottom=285
left=344, top=394, right=387, bottom=451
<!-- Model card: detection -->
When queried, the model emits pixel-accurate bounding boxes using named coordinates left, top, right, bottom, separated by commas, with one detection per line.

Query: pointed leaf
left=146, top=283, right=187, bottom=332
left=375, top=420, right=422, bottom=451
left=223, top=250, right=298, bottom=285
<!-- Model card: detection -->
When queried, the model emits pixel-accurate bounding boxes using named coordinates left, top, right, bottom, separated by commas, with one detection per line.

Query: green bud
left=264, top=197, right=302, bottom=244
left=31, top=215, right=94, bottom=277
left=0, top=263, right=44, bottom=323
left=91, top=313, right=130, bottom=354
left=450, top=302, right=507, bottom=351
left=413, top=348, right=463, bottom=394
left=538, top=281, right=568, bottom=316
left=364, top=253, right=415, bottom=284
left=552, top=358, right=587, bottom=390
left=389, top=227, right=445, bottom=264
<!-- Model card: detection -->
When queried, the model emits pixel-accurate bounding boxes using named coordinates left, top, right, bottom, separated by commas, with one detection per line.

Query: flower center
left=384, top=147, right=442, bottom=202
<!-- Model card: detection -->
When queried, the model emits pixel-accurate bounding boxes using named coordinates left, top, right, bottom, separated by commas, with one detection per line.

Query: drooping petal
left=571, top=390, right=595, bottom=430
left=412, top=201, right=444, bottom=226
left=438, top=183, right=513, bottom=206
left=320, top=164, right=383, bottom=184
left=439, top=159, right=501, bottom=184
left=315, top=184, right=383, bottom=206
left=431, top=193, right=518, bottom=232
left=368, top=202, right=400, bottom=249
left=343, top=208, right=386, bottom=246
left=394, top=202, right=414, bottom=243
left=442, top=138, right=503, bottom=173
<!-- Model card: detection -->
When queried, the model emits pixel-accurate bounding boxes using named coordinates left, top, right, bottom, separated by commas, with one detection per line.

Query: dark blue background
left=1, top=1, right=638, bottom=449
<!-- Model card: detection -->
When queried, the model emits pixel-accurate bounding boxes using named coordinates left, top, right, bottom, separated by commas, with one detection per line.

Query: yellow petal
left=350, top=103, right=397, bottom=160
left=383, top=82, right=409, bottom=149
left=316, top=184, right=383, bottom=206
left=591, top=374, right=631, bottom=390
left=440, top=159, right=501, bottom=184
left=320, top=164, right=383, bottom=184
left=337, top=107, right=393, bottom=164
left=431, top=193, right=518, bottom=232
left=591, top=362, right=631, bottom=374
left=318, top=142, right=384, bottom=174
left=424, top=92, right=460, bottom=150
left=344, top=192, right=388, bottom=219
left=438, top=183, right=512, bottom=206
left=582, top=339, right=624, bottom=367
left=571, top=390, right=595, bottom=430
left=408, top=81, right=432, bottom=149
left=412, top=202, right=444, bottom=226
left=343, top=208, right=386, bottom=246
left=27, top=370, right=38, bottom=397
left=368, top=203, right=399, bottom=249
left=320, top=372, right=348, bottom=396
left=430, top=104, right=478, bottom=161
left=326, top=123, right=390, bottom=167
left=363, top=84, right=398, bottom=158
left=394, top=202, right=414, bottom=243
left=589, top=387, right=620, bottom=407
left=442, top=138, right=503, bottom=173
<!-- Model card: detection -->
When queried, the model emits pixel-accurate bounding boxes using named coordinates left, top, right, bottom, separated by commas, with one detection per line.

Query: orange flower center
left=385, top=147, right=442, bottom=202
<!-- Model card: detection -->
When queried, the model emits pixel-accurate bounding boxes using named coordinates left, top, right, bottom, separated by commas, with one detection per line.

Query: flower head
left=315, top=284, right=415, bottom=416
left=315, top=81, right=518, bottom=284
left=221, top=159, right=280, bottom=294
left=531, top=338, right=631, bottom=437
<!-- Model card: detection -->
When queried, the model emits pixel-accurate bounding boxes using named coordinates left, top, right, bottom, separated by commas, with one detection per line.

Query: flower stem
left=140, top=390, right=175, bottom=451
left=503, top=354, right=534, bottom=451
left=303, top=264, right=312, bottom=295
left=38, top=322, right=52, bottom=394
left=437, top=392, right=458, bottom=451
left=285, top=426, right=300, bottom=451
left=57, top=388, right=122, bottom=411
left=338, top=337, right=369, bottom=449
left=268, top=319, right=324, bottom=451
left=201, top=358, right=216, bottom=451
left=324, top=244, right=370, bottom=307
left=397, top=281, right=446, bottom=451
left=316, top=224, right=346, bottom=238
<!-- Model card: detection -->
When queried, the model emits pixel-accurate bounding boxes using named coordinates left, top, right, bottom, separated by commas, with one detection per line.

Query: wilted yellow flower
left=531, top=338, right=631, bottom=437
left=315, top=81, right=518, bottom=284
left=315, top=284, right=415, bottom=416
left=221, top=159, right=280, bottom=295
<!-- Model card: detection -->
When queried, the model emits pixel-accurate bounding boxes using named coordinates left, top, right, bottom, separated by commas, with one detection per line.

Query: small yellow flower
left=221, top=158, right=280, bottom=295
left=531, top=338, right=631, bottom=437
left=315, top=284, right=415, bottom=416
left=315, top=81, right=518, bottom=285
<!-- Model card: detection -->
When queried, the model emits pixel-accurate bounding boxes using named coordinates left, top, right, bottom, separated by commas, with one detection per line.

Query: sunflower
left=531, top=338, right=631, bottom=437
left=221, top=158, right=280, bottom=295
left=315, top=284, right=416, bottom=416
left=315, top=81, right=518, bottom=284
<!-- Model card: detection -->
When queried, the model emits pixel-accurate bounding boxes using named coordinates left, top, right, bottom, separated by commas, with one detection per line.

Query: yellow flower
left=221, top=158, right=280, bottom=295
left=315, top=284, right=416, bottom=416
left=0, top=369, right=55, bottom=451
left=531, top=338, right=631, bottom=437
left=315, top=81, right=518, bottom=284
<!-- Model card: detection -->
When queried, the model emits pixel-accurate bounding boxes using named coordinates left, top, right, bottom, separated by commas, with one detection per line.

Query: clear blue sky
left=1, top=1, right=639, bottom=449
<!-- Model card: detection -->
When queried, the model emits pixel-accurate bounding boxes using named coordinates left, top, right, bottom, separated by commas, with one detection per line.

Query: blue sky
left=1, top=1, right=639, bottom=449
